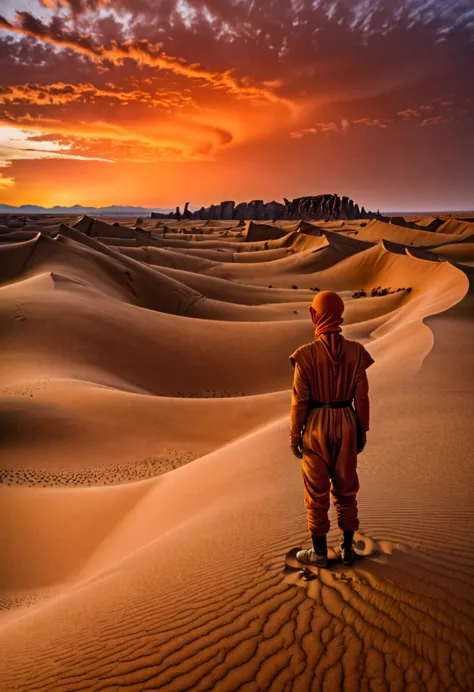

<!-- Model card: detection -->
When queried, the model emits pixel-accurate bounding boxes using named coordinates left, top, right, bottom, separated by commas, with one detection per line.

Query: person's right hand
left=357, top=431, right=367, bottom=454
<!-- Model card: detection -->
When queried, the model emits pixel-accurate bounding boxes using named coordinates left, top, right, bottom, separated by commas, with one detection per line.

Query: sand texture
left=1, top=214, right=474, bottom=691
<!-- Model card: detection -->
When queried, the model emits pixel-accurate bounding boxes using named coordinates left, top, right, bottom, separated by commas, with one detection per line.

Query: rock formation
left=233, top=202, right=248, bottom=220
left=263, top=201, right=285, bottom=221
left=220, top=201, right=235, bottom=220
left=248, top=200, right=264, bottom=221
left=151, top=194, right=378, bottom=221
left=282, top=194, right=373, bottom=221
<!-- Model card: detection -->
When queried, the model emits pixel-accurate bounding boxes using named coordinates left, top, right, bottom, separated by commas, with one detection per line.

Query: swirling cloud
left=0, top=0, right=472, bottom=208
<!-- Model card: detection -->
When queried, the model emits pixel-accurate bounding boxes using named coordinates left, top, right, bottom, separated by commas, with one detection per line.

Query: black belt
left=308, top=399, right=353, bottom=409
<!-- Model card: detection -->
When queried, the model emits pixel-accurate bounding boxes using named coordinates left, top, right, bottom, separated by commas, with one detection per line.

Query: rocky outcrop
left=183, top=202, right=192, bottom=220
left=233, top=202, right=248, bottom=220
left=282, top=194, right=376, bottom=221
left=220, top=201, right=235, bottom=220
left=151, top=195, right=377, bottom=221
left=191, top=200, right=265, bottom=221
left=263, top=201, right=285, bottom=221
left=248, top=200, right=264, bottom=221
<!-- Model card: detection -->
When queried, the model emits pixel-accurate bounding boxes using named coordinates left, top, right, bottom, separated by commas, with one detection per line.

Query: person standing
left=290, top=290, right=374, bottom=567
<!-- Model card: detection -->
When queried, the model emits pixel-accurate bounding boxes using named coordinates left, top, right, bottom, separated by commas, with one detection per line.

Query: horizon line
left=1, top=202, right=473, bottom=216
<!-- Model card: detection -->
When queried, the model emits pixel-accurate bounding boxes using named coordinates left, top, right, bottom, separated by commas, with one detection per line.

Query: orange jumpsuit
left=290, top=335, right=374, bottom=536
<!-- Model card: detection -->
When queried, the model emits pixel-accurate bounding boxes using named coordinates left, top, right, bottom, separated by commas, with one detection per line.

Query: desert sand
left=1, top=213, right=473, bottom=691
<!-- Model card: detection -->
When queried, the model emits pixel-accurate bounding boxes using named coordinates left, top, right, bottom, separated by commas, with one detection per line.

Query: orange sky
left=0, top=0, right=473, bottom=211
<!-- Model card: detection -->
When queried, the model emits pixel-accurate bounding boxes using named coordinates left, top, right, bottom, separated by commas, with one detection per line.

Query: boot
left=340, top=530, right=354, bottom=565
left=312, top=534, right=327, bottom=556
left=296, top=534, right=328, bottom=568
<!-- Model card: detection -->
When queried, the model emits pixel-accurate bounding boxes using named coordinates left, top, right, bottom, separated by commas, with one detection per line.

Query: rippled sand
left=1, top=214, right=473, bottom=691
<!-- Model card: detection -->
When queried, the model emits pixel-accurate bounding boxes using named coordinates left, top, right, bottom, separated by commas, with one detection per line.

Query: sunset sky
left=0, top=0, right=473, bottom=211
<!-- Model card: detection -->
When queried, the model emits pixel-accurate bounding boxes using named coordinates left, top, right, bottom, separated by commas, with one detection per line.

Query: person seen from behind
left=289, top=290, right=374, bottom=567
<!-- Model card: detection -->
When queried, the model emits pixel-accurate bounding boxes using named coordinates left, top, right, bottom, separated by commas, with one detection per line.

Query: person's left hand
left=357, top=430, right=367, bottom=454
left=291, top=444, right=303, bottom=459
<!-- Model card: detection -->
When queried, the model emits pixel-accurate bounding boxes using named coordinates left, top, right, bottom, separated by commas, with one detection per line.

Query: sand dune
left=434, top=218, right=474, bottom=235
left=73, top=214, right=137, bottom=239
left=245, top=221, right=291, bottom=242
left=428, top=242, right=474, bottom=266
left=154, top=266, right=317, bottom=305
left=1, top=214, right=473, bottom=691
left=348, top=218, right=470, bottom=246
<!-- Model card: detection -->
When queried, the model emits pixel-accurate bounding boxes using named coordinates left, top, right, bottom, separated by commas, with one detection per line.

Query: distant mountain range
left=0, top=204, right=177, bottom=216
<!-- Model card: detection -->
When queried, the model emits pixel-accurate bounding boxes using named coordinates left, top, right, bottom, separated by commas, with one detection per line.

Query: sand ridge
left=0, top=213, right=473, bottom=691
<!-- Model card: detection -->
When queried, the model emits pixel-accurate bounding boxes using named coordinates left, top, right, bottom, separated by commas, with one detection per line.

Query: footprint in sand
left=13, top=303, right=26, bottom=322
left=353, top=530, right=379, bottom=556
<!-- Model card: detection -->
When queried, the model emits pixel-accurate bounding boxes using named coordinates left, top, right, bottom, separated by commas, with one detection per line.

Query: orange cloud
left=0, top=172, right=15, bottom=190
left=39, top=0, right=110, bottom=12
left=0, top=82, right=196, bottom=111
left=352, top=118, right=391, bottom=128
left=0, top=110, right=234, bottom=163
left=0, top=12, right=295, bottom=111
left=291, top=117, right=394, bottom=139
left=0, top=122, right=114, bottom=170
left=290, top=122, right=341, bottom=138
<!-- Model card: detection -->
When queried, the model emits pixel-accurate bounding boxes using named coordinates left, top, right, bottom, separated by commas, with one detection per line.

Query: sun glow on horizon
left=0, top=0, right=472, bottom=209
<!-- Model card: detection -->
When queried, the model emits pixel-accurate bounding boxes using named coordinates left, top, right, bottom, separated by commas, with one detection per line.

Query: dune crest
left=1, top=213, right=473, bottom=691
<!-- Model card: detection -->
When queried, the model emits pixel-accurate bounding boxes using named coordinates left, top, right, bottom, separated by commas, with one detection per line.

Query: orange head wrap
left=311, top=290, right=344, bottom=339
left=311, top=290, right=345, bottom=367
